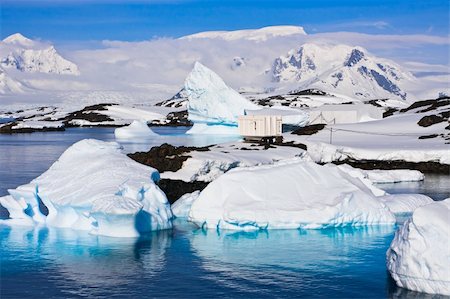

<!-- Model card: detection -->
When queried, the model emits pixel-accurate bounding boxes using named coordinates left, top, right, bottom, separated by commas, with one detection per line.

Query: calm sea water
left=0, top=127, right=449, bottom=298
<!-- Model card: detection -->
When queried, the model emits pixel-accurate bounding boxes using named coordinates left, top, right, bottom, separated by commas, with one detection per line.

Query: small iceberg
left=387, top=199, right=450, bottom=295
left=188, top=161, right=396, bottom=230
left=114, top=120, right=157, bottom=139
left=0, top=139, right=172, bottom=237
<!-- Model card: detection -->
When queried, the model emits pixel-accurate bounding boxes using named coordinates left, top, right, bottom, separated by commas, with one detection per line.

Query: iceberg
left=1, top=139, right=173, bottom=237
left=171, top=191, right=201, bottom=218
left=185, top=62, right=258, bottom=126
left=188, top=161, right=395, bottom=230
left=387, top=199, right=450, bottom=295
left=184, top=62, right=308, bottom=133
left=114, top=120, right=157, bottom=139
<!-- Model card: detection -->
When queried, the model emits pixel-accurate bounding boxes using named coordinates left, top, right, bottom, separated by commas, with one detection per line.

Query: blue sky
left=1, top=0, right=449, bottom=43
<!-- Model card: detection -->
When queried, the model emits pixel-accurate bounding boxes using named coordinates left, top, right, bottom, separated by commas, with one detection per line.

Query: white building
left=238, top=114, right=282, bottom=141
left=308, top=104, right=383, bottom=125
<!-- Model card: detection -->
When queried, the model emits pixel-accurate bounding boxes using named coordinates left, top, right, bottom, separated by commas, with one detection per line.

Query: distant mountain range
left=269, top=43, right=414, bottom=100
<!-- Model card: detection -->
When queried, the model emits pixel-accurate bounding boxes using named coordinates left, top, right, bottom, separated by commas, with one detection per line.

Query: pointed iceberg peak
left=3, top=33, right=35, bottom=47
left=184, top=61, right=258, bottom=125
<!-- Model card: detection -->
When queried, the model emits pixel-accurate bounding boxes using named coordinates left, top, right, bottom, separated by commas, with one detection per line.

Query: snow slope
left=387, top=199, right=450, bottom=295
left=270, top=43, right=415, bottom=101
left=188, top=161, right=396, bottom=230
left=1, top=139, right=173, bottom=237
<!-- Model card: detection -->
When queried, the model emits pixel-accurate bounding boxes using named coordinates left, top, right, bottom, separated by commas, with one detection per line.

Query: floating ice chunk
left=189, top=161, right=395, bottom=230
left=378, top=194, right=433, bottom=215
left=185, top=62, right=258, bottom=125
left=186, top=123, right=240, bottom=135
left=364, top=169, right=424, bottom=184
left=2, top=139, right=172, bottom=237
left=387, top=199, right=450, bottom=295
left=171, top=191, right=201, bottom=218
left=114, top=120, right=157, bottom=139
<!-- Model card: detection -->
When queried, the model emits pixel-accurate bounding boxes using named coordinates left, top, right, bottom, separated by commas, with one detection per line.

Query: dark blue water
left=0, top=128, right=449, bottom=298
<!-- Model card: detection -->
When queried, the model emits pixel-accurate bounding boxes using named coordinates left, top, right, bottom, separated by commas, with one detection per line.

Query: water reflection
left=1, top=225, right=171, bottom=298
left=189, top=226, right=397, bottom=297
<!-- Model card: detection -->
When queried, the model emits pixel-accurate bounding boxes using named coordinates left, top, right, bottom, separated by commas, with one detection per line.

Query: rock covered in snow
left=185, top=62, right=258, bottom=125
left=387, top=199, right=450, bottom=295
left=171, top=191, right=201, bottom=218
left=1, top=139, right=172, bottom=237
left=114, top=120, right=157, bottom=139
left=188, top=161, right=395, bottom=230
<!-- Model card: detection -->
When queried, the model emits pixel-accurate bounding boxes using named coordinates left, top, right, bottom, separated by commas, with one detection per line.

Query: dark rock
left=151, top=110, right=193, bottom=127
left=60, top=103, right=117, bottom=127
left=0, top=122, right=65, bottom=134
left=400, top=98, right=450, bottom=113
left=332, top=159, right=450, bottom=174
left=128, top=143, right=210, bottom=173
left=291, top=124, right=326, bottom=135
left=417, top=114, right=445, bottom=127
left=157, top=179, right=209, bottom=204
left=418, top=134, right=438, bottom=139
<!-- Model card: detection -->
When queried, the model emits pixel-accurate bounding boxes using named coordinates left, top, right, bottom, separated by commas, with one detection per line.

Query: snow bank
left=188, top=161, right=395, bottom=230
left=387, top=199, right=450, bottom=295
left=378, top=194, right=433, bottom=215
left=114, top=120, right=157, bottom=139
left=171, top=191, right=201, bottom=218
left=1, top=139, right=172, bottom=237
left=185, top=62, right=258, bottom=125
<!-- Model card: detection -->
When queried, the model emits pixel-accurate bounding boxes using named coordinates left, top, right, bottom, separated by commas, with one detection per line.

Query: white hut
left=238, top=114, right=282, bottom=142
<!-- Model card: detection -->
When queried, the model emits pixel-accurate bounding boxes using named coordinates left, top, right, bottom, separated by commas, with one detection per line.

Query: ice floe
left=1, top=139, right=173, bottom=237
left=387, top=199, right=450, bottom=295
left=188, top=161, right=396, bottom=230
left=114, top=120, right=157, bottom=139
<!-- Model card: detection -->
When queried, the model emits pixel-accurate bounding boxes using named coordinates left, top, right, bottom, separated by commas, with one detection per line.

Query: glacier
left=387, top=199, right=450, bottom=295
left=114, top=120, right=158, bottom=139
left=188, top=161, right=396, bottom=230
left=0, top=139, right=173, bottom=237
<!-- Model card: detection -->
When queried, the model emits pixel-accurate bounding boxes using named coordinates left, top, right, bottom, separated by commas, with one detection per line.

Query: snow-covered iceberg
left=184, top=62, right=308, bottom=133
left=114, top=120, right=157, bottom=139
left=387, top=199, right=450, bottom=295
left=171, top=191, right=200, bottom=218
left=1, top=139, right=173, bottom=237
left=185, top=62, right=258, bottom=125
left=188, top=161, right=396, bottom=230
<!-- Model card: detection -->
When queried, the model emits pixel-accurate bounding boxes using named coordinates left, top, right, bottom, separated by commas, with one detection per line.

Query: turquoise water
left=0, top=127, right=449, bottom=298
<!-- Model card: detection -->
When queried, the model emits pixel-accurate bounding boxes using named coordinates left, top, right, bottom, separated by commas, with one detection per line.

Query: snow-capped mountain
left=270, top=43, right=415, bottom=100
left=180, top=25, right=307, bottom=42
left=0, top=33, right=79, bottom=75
